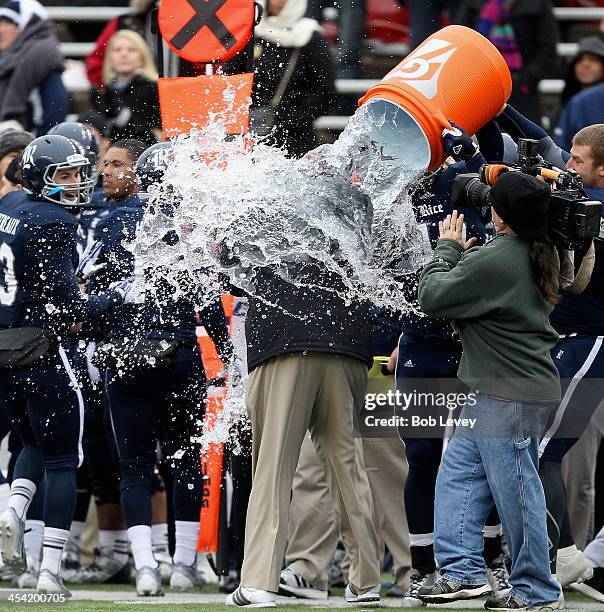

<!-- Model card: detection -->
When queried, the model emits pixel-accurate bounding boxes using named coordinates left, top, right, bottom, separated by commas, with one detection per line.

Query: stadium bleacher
left=48, top=4, right=604, bottom=131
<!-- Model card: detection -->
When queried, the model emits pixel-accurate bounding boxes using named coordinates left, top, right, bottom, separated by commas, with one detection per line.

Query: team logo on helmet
left=149, top=147, right=169, bottom=169
left=20, top=144, right=37, bottom=170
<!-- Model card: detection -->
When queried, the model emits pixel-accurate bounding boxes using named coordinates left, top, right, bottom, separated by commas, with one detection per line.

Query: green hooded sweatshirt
left=418, top=234, right=561, bottom=404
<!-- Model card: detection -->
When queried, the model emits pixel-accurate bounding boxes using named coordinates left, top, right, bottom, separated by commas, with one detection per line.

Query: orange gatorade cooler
left=359, top=25, right=512, bottom=171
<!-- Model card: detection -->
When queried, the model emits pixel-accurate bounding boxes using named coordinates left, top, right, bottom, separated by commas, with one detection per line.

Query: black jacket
left=460, top=0, right=558, bottom=121
left=252, top=31, right=336, bottom=158
left=245, top=263, right=373, bottom=371
left=91, top=75, right=161, bottom=146
left=561, top=36, right=604, bottom=106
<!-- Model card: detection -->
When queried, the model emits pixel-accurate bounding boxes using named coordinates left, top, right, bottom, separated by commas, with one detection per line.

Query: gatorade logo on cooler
left=383, top=39, right=457, bottom=100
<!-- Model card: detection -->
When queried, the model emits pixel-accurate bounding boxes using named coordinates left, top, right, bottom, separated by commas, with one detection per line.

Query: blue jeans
left=434, top=395, right=560, bottom=605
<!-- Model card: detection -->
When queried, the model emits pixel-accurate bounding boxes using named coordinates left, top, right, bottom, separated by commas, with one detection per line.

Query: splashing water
left=133, top=99, right=431, bottom=309
left=131, top=96, right=434, bottom=451
left=196, top=381, right=248, bottom=455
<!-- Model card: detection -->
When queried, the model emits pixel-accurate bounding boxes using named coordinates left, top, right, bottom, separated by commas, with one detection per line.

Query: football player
left=85, top=140, right=238, bottom=596
left=0, top=135, right=129, bottom=595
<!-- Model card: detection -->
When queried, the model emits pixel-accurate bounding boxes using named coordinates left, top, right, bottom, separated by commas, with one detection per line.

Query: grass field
left=0, top=583, right=598, bottom=612
left=0, top=603, right=584, bottom=612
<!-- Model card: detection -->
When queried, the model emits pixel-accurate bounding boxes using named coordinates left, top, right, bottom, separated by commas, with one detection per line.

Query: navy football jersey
left=0, top=190, right=119, bottom=333
left=399, top=156, right=491, bottom=338
left=76, top=187, right=112, bottom=256
left=87, top=197, right=232, bottom=357
left=86, top=196, right=143, bottom=295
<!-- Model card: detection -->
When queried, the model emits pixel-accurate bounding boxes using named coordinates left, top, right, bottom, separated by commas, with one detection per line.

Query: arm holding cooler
left=498, top=105, right=570, bottom=168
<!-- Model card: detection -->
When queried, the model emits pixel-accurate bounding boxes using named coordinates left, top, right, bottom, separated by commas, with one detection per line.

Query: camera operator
left=416, top=173, right=561, bottom=611
left=392, top=129, right=513, bottom=604
left=496, top=105, right=604, bottom=205
left=495, top=106, right=604, bottom=591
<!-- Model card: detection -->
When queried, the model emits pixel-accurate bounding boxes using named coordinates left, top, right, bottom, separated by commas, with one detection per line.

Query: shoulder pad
left=28, top=201, right=79, bottom=228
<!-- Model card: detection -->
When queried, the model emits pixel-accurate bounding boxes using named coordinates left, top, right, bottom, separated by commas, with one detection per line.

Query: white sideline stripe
left=81, top=40, right=594, bottom=61
left=60, top=71, right=564, bottom=98
left=104, top=371, right=120, bottom=460
left=539, top=79, right=564, bottom=95
left=58, top=344, right=85, bottom=468
left=539, top=336, right=604, bottom=458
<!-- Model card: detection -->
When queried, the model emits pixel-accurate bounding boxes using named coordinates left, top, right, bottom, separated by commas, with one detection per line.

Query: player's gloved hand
left=226, top=355, right=245, bottom=387
left=108, top=278, right=140, bottom=304
left=77, top=240, right=106, bottom=281
left=442, top=121, right=479, bottom=162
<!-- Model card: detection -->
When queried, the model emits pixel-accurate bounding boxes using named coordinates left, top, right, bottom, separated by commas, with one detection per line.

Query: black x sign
left=170, top=0, right=237, bottom=51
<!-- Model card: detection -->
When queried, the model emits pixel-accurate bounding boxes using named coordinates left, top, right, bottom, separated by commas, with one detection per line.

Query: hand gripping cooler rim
left=359, top=25, right=513, bottom=172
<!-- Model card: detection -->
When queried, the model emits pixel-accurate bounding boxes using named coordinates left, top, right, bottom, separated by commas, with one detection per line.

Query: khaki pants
left=240, top=353, right=381, bottom=592
left=562, top=400, right=604, bottom=548
left=286, top=435, right=411, bottom=592
left=286, top=435, right=339, bottom=591
left=363, top=437, right=411, bottom=590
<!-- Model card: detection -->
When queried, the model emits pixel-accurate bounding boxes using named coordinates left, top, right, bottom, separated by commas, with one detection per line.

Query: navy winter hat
left=0, top=0, right=47, bottom=31
left=0, top=129, right=33, bottom=161
left=489, top=172, right=550, bottom=240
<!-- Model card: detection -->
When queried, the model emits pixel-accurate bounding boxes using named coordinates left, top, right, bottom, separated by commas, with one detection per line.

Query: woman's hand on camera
left=439, top=210, right=477, bottom=251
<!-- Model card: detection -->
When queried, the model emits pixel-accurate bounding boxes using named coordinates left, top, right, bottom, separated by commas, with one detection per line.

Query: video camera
left=451, top=139, right=602, bottom=249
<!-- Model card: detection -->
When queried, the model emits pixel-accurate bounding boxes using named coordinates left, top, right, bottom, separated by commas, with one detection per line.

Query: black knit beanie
left=489, top=172, right=550, bottom=240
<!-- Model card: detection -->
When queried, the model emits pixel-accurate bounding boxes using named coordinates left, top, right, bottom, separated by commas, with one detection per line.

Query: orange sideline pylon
left=196, top=295, right=235, bottom=554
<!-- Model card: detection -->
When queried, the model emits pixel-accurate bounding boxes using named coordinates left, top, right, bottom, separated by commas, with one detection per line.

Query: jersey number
left=0, top=243, right=17, bottom=307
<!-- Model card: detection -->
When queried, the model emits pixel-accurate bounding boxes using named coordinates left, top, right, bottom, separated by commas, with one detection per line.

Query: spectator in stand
left=253, top=0, right=336, bottom=158
left=306, top=0, right=366, bottom=78
left=553, top=83, right=604, bottom=151
left=551, top=36, right=604, bottom=133
left=91, top=29, right=161, bottom=147
left=0, top=0, right=68, bottom=134
left=562, top=36, right=604, bottom=105
left=86, top=0, right=157, bottom=90
left=460, top=0, right=557, bottom=123
left=409, top=1, right=463, bottom=49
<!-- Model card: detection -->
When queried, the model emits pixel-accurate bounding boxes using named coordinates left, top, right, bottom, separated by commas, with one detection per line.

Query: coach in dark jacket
left=228, top=210, right=381, bottom=604
left=460, top=0, right=557, bottom=123
left=245, top=264, right=373, bottom=370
